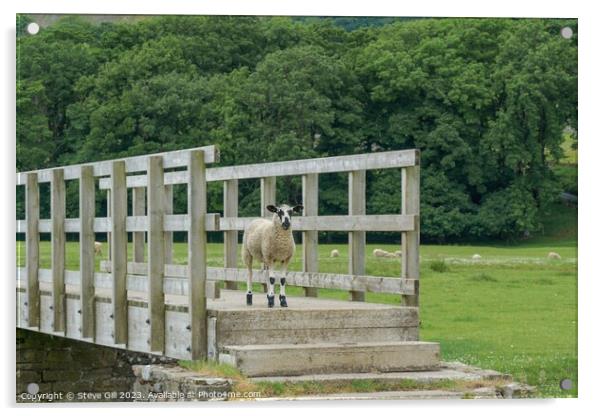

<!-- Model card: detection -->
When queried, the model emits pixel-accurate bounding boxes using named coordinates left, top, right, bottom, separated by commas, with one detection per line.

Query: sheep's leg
left=279, top=262, right=288, bottom=308
left=243, top=249, right=253, bottom=305
left=265, top=262, right=275, bottom=308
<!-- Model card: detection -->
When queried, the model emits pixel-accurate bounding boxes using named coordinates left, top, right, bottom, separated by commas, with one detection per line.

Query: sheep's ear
left=292, top=205, right=304, bottom=213
left=266, top=205, right=278, bottom=213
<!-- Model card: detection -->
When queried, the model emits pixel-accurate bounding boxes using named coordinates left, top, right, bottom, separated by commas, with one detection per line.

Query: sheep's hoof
left=279, top=295, right=288, bottom=308
left=246, top=292, right=253, bottom=306
left=267, top=294, right=275, bottom=308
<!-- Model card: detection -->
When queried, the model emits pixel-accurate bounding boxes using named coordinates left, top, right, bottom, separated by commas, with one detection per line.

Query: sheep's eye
left=278, top=210, right=283, bottom=215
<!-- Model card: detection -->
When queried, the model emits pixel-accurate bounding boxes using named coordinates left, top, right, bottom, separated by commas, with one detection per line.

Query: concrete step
left=214, top=307, right=419, bottom=347
left=219, top=341, right=440, bottom=377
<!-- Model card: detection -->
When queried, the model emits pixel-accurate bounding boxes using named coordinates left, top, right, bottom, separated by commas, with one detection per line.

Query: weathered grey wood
left=348, top=170, right=366, bottom=302
left=79, top=165, right=96, bottom=339
left=402, top=165, right=421, bottom=308
left=110, top=161, right=128, bottom=344
left=51, top=168, right=66, bottom=332
left=26, top=173, right=40, bottom=328
left=164, top=184, right=173, bottom=264
left=22, top=213, right=220, bottom=233
left=260, top=177, right=276, bottom=218
left=107, top=189, right=111, bottom=260
left=205, top=281, right=220, bottom=300
left=302, top=174, right=319, bottom=297
left=18, top=145, right=219, bottom=184
left=132, top=187, right=146, bottom=263
left=92, top=263, right=417, bottom=296
left=223, top=179, right=239, bottom=290
left=188, top=150, right=208, bottom=359
left=219, top=215, right=416, bottom=232
left=147, top=155, right=166, bottom=353
left=96, top=149, right=419, bottom=190
left=207, top=317, right=218, bottom=361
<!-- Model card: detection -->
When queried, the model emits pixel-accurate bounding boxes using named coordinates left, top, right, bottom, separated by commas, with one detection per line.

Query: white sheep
left=94, top=241, right=103, bottom=256
left=373, top=248, right=389, bottom=257
left=472, top=254, right=482, bottom=260
left=242, top=203, right=303, bottom=308
left=384, top=252, right=397, bottom=258
left=330, top=249, right=340, bottom=258
left=548, top=252, right=561, bottom=260
left=395, top=250, right=402, bottom=257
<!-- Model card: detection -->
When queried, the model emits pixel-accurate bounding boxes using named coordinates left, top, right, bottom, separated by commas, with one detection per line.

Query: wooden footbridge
left=16, top=146, right=440, bottom=376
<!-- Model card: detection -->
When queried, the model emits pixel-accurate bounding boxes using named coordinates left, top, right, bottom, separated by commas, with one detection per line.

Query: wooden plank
left=348, top=170, right=366, bottom=302
left=51, top=168, right=66, bottom=333
left=147, top=155, right=166, bottom=353
left=164, top=185, right=173, bottom=264
left=188, top=150, right=208, bottom=359
left=402, top=165, right=421, bottom=308
left=96, top=149, right=420, bottom=190
left=17, top=145, right=219, bottom=184
left=18, top=266, right=417, bottom=297
left=219, top=215, right=416, bottom=232
left=79, top=165, right=96, bottom=339
left=110, top=160, right=128, bottom=345
left=94, top=263, right=415, bottom=295
left=22, top=214, right=409, bottom=233
left=26, top=173, right=40, bottom=328
left=107, top=189, right=111, bottom=260
left=302, top=174, right=319, bottom=297
left=223, top=179, right=239, bottom=290
left=132, top=187, right=146, bottom=263
left=260, top=177, right=276, bottom=218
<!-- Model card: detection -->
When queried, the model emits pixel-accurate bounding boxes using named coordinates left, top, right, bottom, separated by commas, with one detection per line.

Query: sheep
left=94, top=241, right=103, bottom=256
left=395, top=250, right=402, bottom=257
left=472, top=254, right=482, bottom=260
left=548, top=252, right=561, bottom=260
left=373, top=248, right=389, bottom=257
left=242, top=203, right=303, bottom=308
left=330, top=249, right=340, bottom=258
left=384, top=252, right=397, bottom=258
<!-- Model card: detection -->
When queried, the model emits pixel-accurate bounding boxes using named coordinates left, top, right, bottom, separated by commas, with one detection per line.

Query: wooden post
left=79, top=165, right=95, bottom=339
left=132, top=187, right=146, bottom=263
left=107, top=189, right=111, bottom=260
left=260, top=177, right=276, bottom=218
left=110, top=161, right=128, bottom=345
left=302, top=174, right=319, bottom=297
left=26, top=173, right=40, bottom=328
left=223, top=179, right=239, bottom=291
left=148, top=156, right=166, bottom=353
left=260, top=177, right=276, bottom=292
left=348, top=170, right=366, bottom=301
left=164, top=185, right=173, bottom=264
left=402, top=164, right=420, bottom=307
left=188, top=150, right=207, bottom=359
left=51, top=168, right=66, bottom=333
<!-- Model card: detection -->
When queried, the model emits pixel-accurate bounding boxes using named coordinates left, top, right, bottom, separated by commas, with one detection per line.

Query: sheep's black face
left=267, top=204, right=303, bottom=230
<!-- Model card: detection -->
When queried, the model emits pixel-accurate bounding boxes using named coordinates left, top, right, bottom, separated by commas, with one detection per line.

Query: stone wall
left=16, top=328, right=176, bottom=403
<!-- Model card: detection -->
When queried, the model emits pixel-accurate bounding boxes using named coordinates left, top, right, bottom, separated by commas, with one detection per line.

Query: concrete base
left=220, top=341, right=440, bottom=377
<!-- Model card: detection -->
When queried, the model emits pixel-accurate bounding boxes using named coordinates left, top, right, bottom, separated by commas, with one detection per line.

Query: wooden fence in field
left=16, top=146, right=420, bottom=360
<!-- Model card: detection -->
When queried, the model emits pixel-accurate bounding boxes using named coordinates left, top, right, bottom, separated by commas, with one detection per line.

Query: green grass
left=16, top=206, right=577, bottom=398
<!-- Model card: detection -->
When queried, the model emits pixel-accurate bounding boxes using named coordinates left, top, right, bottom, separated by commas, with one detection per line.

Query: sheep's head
left=267, top=204, right=303, bottom=230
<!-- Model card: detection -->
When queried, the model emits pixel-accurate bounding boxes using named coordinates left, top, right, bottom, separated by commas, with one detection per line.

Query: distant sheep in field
left=395, top=250, right=402, bottom=257
left=94, top=241, right=103, bottom=256
left=548, top=252, right=561, bottom=260
left=472, top=254, right=482, bottom=260
left=373, top=249, right=398, bottom=259
left=330, top=249, right=340, bottom=258
left=373, top=248, right=389, bottom=258
left=242, top=203, right=303, bottom=308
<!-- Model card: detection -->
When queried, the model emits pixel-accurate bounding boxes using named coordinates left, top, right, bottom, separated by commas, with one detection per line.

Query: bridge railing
left=95, top=148, right=421, bottom=305
left=16, top=146, right=420, bottom=360
left=17, top=146, right=219, bottom=359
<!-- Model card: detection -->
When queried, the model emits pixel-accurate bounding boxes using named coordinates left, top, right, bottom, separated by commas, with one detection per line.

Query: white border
left=2, top=1, right=600, bottom=415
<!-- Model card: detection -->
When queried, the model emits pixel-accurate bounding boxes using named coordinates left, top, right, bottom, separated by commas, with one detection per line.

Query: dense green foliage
left=16, top=16, right=577, bottom=241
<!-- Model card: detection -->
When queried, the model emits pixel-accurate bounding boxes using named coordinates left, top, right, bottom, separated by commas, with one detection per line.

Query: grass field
left=15, top=205, right=577, bottom=398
